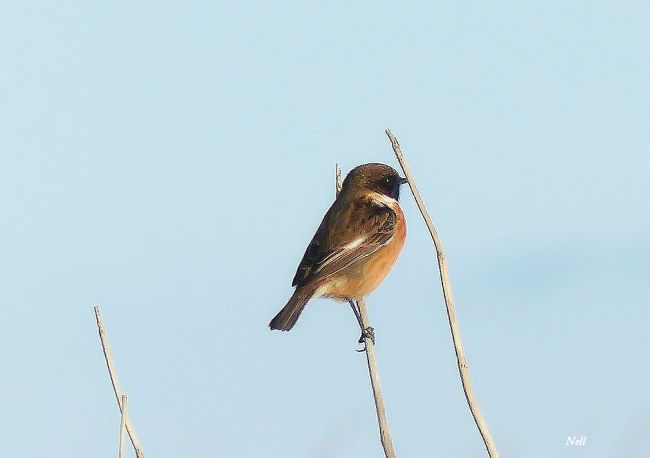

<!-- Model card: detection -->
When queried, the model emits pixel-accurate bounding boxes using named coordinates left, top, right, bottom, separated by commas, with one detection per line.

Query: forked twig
left=94, top=306, right=145, bottom=458
left=385, top=129, right=499, bottom=457
left=336, top=165, right=396, bottom=458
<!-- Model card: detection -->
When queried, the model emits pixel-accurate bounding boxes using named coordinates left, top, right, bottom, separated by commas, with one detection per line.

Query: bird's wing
left=292, top=199, right=397, bottom=287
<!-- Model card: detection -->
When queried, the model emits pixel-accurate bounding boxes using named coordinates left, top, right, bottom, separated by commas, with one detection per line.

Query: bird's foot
left=358, top=326, right=375, bottom=345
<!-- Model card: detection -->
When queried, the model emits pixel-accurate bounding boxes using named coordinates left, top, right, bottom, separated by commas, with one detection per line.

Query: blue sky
left=1, top=1, right=648, bottom=457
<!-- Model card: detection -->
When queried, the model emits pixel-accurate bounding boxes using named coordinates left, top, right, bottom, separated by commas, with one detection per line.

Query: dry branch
left=385, top=129, right=499, bottom=457
left=119, top=395, right=127, bottom=458
left=357, top=299, right=396, bottom=458
left=94, top=306, right=145, bottom=458
left=335, top=165, right=396, bottom=458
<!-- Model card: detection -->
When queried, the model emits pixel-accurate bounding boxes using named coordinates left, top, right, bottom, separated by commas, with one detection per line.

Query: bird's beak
left=399, top=176, right=408, bottom=185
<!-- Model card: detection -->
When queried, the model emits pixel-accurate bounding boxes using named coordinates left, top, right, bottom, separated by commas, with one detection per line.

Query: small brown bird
left=269, top=163, right=408, bottom=341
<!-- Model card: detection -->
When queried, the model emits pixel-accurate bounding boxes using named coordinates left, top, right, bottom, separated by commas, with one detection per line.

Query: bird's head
left=341, top=163, right=408, bottom=200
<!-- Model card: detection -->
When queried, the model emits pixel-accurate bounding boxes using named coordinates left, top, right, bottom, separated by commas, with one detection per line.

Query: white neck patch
left=369, top=191, right=398, bottom=209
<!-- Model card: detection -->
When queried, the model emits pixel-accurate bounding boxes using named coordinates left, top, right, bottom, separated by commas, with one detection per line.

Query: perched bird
left=269, top=163, right=408, bottom=342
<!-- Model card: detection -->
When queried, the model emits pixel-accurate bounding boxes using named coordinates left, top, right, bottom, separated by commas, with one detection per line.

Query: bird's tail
left=269, top=287, right=316, bottom=331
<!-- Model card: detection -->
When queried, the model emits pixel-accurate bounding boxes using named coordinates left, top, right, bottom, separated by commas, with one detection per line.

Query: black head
left=341, top=163, right=408, bottom=200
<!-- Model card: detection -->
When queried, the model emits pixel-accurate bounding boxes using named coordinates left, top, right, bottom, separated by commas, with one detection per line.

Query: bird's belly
left=319, top=223, right=406, bottom=300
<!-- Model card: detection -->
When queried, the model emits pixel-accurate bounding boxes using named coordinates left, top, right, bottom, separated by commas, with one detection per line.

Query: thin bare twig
left=385, top=129, right=499, bottom=457
left=335, top=163, right=342, bottom=198
left=94, top=306, right=145, bottom=458
left=335, top=165, right=396, bottom=458
left=119, top=395, right=127, bottom=458
left=357, top=299, right=396, bottom=458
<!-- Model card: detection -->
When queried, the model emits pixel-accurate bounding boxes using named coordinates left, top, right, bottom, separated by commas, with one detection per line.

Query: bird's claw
left=358, top=326, right=375, bottom=345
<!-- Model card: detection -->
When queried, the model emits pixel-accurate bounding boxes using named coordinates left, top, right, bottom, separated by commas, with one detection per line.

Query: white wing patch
left=314, top=237, right=364, bottom=274
left=344, top=237, right=364, bottom=250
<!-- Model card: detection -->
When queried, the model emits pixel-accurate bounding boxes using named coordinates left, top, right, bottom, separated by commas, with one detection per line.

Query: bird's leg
left=348, top=299, right=364, bottom=329
left=348, top=300, right=375, bottom=346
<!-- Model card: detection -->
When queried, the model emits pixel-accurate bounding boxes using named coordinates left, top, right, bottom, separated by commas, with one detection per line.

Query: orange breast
left=320, top=205, right=406, bottom=300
